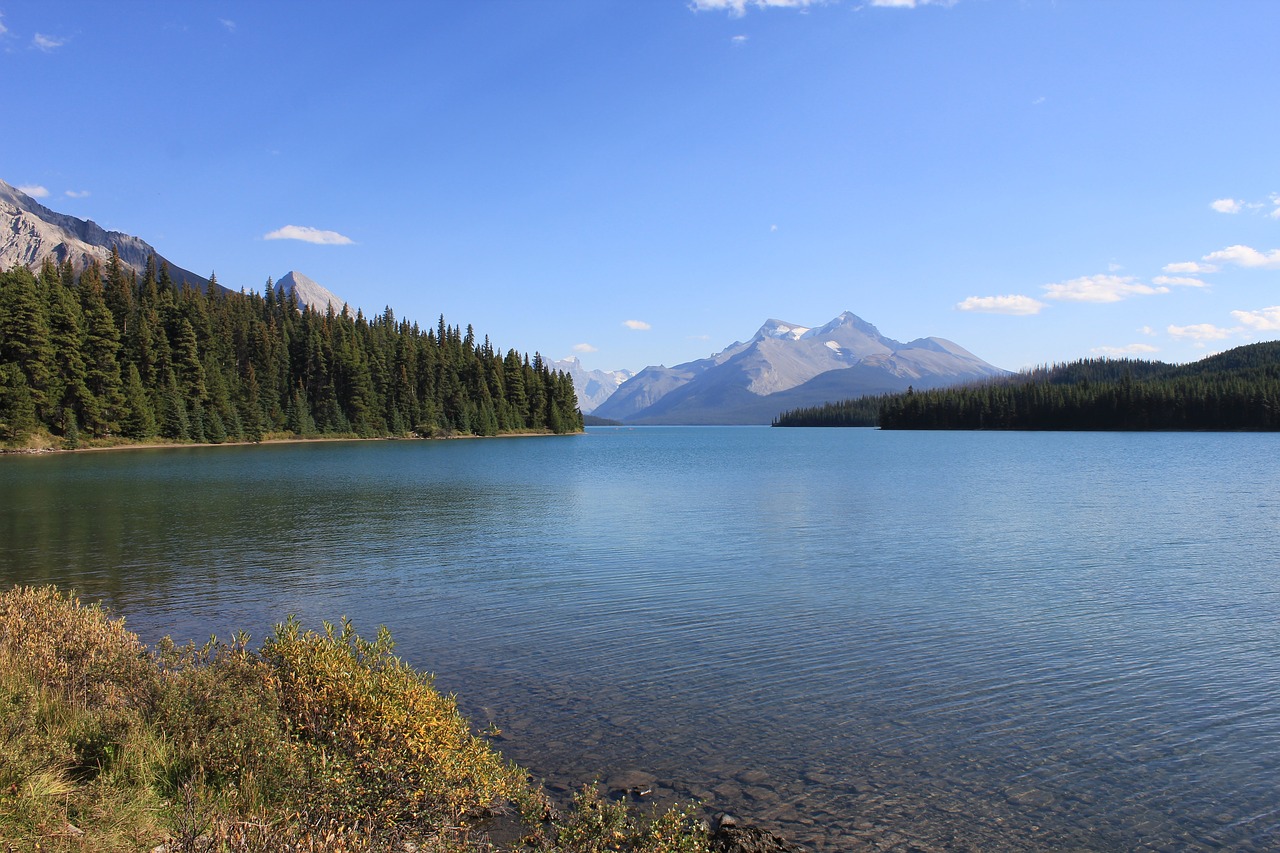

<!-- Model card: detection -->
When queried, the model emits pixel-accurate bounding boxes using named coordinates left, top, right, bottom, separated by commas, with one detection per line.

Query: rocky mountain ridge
left=274, top=270, right=349, bottom=315
left=0, top=179, right=214, bottom=291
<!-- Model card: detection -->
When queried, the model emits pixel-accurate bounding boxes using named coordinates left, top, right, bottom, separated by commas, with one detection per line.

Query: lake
left=3, top=427, right=1279, bottom=851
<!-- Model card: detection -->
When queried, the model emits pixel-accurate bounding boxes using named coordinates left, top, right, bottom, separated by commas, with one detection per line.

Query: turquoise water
left=3, top=427, right=1280, bottom=850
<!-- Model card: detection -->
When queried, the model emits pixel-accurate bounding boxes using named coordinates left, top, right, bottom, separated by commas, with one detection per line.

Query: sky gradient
left=3, top=0, right=1279, bottom=374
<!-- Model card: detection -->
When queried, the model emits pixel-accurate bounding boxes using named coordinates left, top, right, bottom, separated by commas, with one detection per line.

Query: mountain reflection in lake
left=3, top=427, right=1279, bottom=851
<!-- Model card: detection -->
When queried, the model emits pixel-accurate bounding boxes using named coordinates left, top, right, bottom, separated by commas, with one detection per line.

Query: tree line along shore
left=773, top=341, right=1280, bottom=431
left=0, top=253, right=582, bottom=450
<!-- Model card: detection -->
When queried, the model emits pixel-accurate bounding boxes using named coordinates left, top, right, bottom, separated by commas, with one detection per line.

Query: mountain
left=550, top=357, right=634, bottom=414
left=274, top=270, right=348, bottom=315
left=593, top=311, right=1008, bottom=424
left=0, top=179, right=215, bottom=291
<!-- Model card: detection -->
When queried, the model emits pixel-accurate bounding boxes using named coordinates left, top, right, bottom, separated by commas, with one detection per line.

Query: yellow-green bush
left=259, top=617, right=528, bottom=832
left=0, top=586, right=713, bottom=852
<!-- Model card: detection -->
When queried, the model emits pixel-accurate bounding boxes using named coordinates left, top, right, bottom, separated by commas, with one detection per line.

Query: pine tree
left=45, top=277, right=92, bottom=436
left=158, top=376, right=190, bottom=440
left=0, top=363, right=38, bottom=440
left=79, top=265, right=126, bottom=436
left=0, top=266, right=54, bottom=418
left=119, top=364, right=157, bottom=439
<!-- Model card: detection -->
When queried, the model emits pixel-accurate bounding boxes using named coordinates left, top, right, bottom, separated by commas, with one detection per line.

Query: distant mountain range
left=0, top=179, right=215, bottom=292
left=593, top=312, right=1008, bottom=424
left=549, top=357, right=634, bottom=414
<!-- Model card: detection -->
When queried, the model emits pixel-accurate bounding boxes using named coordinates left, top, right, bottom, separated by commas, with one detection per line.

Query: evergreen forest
left=773, top=342, right=1280, bottom=431
left=0, top=251, right=583, bottom=447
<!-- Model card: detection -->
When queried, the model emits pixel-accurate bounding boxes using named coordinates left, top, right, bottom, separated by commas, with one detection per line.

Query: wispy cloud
left=17, top=184, right=49, bottom=198
left=690, top=0, right=825, bottom=16
left=1202, top=244, right=1280, bottom=270
left=264, top=225, right=354, bottom=245
left=623, top=319, right=651, bottom=330
left=955, top=294, right=1046, bottom=315
left=32, top=33, right=65, bottom=51
left=1151, top=275, right=1207, bottom=288
left=1041, top=274, right=1167, bottom=303
left=0, top=13, right=8, bottom=37
left=573, top=343, right=598, bottom=353
left=1167, top=323, right=1232, bottom=342
left=731, top=34, right=749, bottom=45
left=219, top=18, right=236, bottom=33
left=64, top=189, right=90, bottom=199
left=1210, top=198, right=1243, bottom=214
left=1091, top=343, right=1159, bottom=357
left=1163, top=260, right=1217, bottom=274
left=1231, top=306, right=1280, bottom=332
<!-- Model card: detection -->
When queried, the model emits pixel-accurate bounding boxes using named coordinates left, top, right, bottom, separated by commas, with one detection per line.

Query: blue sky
left=3, top=0, right=1279, bottom=374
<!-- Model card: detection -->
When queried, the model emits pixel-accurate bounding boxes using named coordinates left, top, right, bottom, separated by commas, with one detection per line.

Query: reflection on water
left=3, top=429, right=1280, bottom=850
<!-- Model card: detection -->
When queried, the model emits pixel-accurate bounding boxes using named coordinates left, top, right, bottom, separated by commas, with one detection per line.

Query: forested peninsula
left=773, top=341, right=1280, bottom=431
left=0, top=253, right=582, bottom=449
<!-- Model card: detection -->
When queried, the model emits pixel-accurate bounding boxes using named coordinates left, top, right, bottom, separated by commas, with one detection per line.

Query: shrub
left=260, top=617, right=528, bottom=835
left=0, top=587, right=714, bottom=852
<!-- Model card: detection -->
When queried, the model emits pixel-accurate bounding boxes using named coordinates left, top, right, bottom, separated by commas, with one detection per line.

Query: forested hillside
left=0, top=251, right=582, bottom=446
left=773, top=343, right=1280, bottom=431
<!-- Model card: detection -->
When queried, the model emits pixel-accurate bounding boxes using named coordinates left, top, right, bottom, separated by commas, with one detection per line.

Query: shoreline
left=0, top=428, right=581, bottom=457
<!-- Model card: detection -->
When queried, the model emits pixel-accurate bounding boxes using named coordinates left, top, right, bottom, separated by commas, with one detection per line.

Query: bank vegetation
left=0, top=586, right=708, bottom=852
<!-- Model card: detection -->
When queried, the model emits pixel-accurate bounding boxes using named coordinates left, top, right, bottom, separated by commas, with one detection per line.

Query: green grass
left=0, top=586, right=710, bottom=852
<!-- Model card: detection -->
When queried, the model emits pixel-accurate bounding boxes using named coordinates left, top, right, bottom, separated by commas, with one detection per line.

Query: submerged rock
left=709, top=819, right=808, bottom=853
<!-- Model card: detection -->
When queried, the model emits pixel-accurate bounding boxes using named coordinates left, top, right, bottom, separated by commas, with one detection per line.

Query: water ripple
left=4, top=429, right=1280, bottom=850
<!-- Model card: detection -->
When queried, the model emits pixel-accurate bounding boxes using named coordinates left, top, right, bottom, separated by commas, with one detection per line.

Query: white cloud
left=623, top=319, right=651, bottom=330
left=1138, top=326, right=1157, bottom=337
left=731, top=34, right=748, bottom=45
left=1167, top=323, right=1232, bottom=342
left=1032, top=95, right=1046, bottom=106
left=1231, top=306, right=1280, bottom=332
left=955, top=294, right=1046, bottom=315
left=219, top=18, right=236, bottom=32
left=33, top=33, right=64, bottom=51
left=572, top=343, right=598, bottom=353
left=1041, top=274, right=1168, bottom=303
left=0, top=13, right=8, bottom=37
left=264, top=225, right=354, bottom=245
left=1151, top=275, right=1207, bottom=288
left=17, top=184, right=49, bottom=198
left=1203, top=244, right=1280, bottom=270
left=64, top=189, right=90, bottom=199
left=1163, top=260, right=1217, bottom=274
left=689, top=0, right=824, bottom=15
left=1091, top=343, right=1159, bottom=357
left=1210, top=198, right=1243, bottom=214
left=868, top=0, right=957, bottom=6
left=691, top=0, right=951, bottom=14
